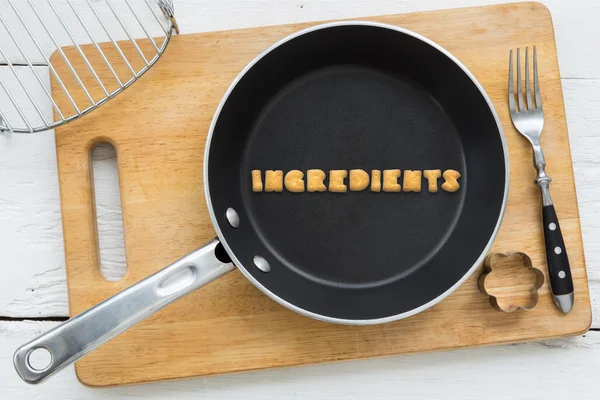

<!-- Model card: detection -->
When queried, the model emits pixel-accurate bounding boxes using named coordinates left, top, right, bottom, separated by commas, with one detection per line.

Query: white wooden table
left=1, top=0, right=599, bottom=398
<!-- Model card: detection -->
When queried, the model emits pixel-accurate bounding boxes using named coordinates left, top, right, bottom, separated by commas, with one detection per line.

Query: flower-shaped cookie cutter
left=478, top=252, right=545, bottom=312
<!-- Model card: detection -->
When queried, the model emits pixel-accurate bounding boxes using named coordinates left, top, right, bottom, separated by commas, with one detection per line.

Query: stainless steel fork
left=508, top=46, right=574, bottom=313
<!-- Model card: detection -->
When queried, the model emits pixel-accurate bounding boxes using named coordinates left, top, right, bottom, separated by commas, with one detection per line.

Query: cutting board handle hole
left=91, top=142, right=127, bottom=282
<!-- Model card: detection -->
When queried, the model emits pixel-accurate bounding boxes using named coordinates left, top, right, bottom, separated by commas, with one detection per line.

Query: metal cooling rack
left=0, top=0, right=178, bottom=134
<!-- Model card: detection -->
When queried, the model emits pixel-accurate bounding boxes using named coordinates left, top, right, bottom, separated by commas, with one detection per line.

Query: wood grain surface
left=51, top=2, right=591, bottom=387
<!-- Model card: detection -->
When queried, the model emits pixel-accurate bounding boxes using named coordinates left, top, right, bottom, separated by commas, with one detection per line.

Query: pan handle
left=13, top=239, right=235, bottom=384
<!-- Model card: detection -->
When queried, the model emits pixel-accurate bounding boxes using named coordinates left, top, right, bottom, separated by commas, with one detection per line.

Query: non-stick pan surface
left=207, top=21, right=508, bottom=323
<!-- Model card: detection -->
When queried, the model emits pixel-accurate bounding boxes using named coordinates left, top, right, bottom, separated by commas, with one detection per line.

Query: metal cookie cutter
left=478, top=252, right=545, bottom=312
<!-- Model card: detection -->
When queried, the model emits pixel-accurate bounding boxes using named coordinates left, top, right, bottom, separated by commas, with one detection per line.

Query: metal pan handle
left=13, top=239, right=235, bottom=384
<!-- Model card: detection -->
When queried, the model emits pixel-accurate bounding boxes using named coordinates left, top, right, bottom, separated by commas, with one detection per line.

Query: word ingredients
left=251, top=169, right=461, bottom=193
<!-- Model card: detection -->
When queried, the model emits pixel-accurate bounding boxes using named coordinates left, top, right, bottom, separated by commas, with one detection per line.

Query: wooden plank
left=2, top=320, right=600, bottom=399
left=0, top=66, right=52, bottom=131
left=1, top=0, right=600, bottom=79
left=2, top=77, right=599, bottom=322
left=0, top=66, right=69, bottom=317
left=0, top=2, right=598, bottom=399
left=176, top=0, right=600, bottom=79
left=0, top=1, right=599, bottom=398
left=49, top=2, right=592, bottom=386
left=0, top=0, right=167, bottom=64
left=563, top=79, right=600, bottom=328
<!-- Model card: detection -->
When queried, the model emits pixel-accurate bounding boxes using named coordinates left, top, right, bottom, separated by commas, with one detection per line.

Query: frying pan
left=14, top=21, right=509, bottom=384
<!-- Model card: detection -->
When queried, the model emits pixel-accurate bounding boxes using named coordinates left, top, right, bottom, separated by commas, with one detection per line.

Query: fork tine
left=517, top=48, right=525, bottom=112
left=508, top=49, right=516, bottom=113
left=525, top=47, right=533, bottom=110
left=534, top=46, right=542, bottom=110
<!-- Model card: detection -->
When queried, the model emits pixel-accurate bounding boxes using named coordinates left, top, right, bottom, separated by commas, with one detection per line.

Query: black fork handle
left=542, top=205, right=574, bottom=310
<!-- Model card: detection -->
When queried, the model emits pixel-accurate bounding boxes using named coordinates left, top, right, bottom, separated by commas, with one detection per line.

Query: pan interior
left=207, top=23, right=506, bottom=321
left=243, top=65, right=466, bottom=288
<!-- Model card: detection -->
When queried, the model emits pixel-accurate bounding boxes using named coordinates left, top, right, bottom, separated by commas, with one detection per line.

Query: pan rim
left=204, top=20, right=510, bottom=325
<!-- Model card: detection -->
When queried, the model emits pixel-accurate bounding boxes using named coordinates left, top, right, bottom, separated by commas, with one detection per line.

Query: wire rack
left=0, top=0, right=178, bottom=134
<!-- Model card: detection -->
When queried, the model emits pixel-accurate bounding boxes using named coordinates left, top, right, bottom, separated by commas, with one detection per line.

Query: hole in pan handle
left=13, top=239, right=235, bottom=384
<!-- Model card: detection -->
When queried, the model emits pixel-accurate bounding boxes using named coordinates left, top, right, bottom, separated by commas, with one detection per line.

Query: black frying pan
left=15, top=21, right=508, bottom=384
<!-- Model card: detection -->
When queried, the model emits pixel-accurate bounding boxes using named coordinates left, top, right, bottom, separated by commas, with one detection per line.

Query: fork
left=508, top=46, right=574, bottom=313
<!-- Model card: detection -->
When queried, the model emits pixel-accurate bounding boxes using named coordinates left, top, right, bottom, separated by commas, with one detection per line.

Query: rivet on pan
left=226, top=208, right=240, bottom=228
left=253, top=256, right=271, bottom=273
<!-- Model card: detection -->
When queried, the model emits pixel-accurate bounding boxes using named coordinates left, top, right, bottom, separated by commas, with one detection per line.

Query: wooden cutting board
left=53, top=2, right=591, bottom=387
